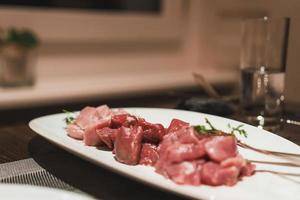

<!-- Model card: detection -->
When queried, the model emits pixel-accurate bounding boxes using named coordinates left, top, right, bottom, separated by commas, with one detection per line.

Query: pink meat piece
left=110, top=114, right=128, bottom=128
left=164, top=142, right=206, bottom=163
left=122, top=115, right=138, bottom=127
left=177, top=127, right=200, bottom=144
left=139, top=143, right=159, bottom=166
left=204, top=135, right=237, bottom=162
left=113, top=108, right=128, bottom=115
left=114, top=126, right=143, bottom=165
left=221, top=154, right=255, bottom=177
left=96, top=127, right=120, bottom=149
left=241, top=162, right=256, bottom=176
left=73, top=105, right=113, bottom=146
left=83, top=120, right=111, bottom=146
left=96, top=105, right=113, bottom=119
left=142, top=124, right=164, bottom=144
left=141, top=123, right=166, bottom=144
left=83, top=126, right=102, bottom=146
left=201, top=162, right=240, bottom=186
left=66, top=124, right=84, bottom=140
left=165, top=161, right=203, bottom=185
left=167, top=119, right=189, bottom=134
left=157, top=133, right=177, bottom=160
left=75, top=107, right=99, bottom=129
left=221, top=154, right=246, bottom=169
left=157, top=127, right=200, bottom=157
left=155, top=129, right=207, bottom=176
left=111, top=114, right=138, bottom=128
left=76, top=105, right=113, bottom=129
left=216, top=166, right=240, bottom=186
left=157, top=128, right=185, bottom=157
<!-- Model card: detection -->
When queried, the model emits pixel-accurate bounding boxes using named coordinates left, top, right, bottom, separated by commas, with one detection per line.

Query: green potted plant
left=0, top=28, right=39, bottom=87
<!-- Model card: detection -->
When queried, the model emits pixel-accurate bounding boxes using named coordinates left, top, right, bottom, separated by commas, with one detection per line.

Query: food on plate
left=114, top=126, right=143, bottom=165
left=139, top=143, right=159, bottom=166
left=65, top=105, right=255, bottom=186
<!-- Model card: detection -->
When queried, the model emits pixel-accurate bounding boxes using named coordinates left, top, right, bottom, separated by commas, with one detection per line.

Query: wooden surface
left=0, top=123, right=35, bottom=163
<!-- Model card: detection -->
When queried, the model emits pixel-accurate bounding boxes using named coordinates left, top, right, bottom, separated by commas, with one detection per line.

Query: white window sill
left=0, top=68, right=238, bottom=109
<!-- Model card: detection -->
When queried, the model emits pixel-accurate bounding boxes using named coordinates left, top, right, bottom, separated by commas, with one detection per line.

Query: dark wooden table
left=0, top=93, right=299, bottom=200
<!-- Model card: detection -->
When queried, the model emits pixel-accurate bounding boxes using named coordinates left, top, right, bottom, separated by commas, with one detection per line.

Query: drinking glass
left=240, top=17, right=289, bottom=131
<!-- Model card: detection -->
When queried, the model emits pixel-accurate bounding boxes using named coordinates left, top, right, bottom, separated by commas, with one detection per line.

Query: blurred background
left=0, top=0, right=299, bottom=112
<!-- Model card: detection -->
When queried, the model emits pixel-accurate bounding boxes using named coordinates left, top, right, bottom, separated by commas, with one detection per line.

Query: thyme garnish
left=193, top=125, right=211, bottom=133
left=228, top=123, right=248, bottom=138
left=205, top=118, right=217, bottom=131
left=193, top=118, right=248, bottom=138
left=63, top=109, right=75, bottom=125
left=193, top=118, right=218, bottom=134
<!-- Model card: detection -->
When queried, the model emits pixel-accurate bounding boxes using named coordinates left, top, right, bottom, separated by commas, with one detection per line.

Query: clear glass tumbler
left=240, top=17, right=289, bottom=131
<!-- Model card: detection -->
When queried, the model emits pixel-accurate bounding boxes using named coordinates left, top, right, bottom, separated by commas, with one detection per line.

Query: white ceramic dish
left=29, top=108, right=300, bottom=200
left=0, top=184, right=95, bottom=200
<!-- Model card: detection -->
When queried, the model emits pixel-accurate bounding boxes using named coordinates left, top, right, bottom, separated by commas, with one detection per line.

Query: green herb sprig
left=193, top=118, right=219, bottom=134
left=193, top=124, right=211, bottom=133
left=63, top=109, right=75, bottom=125
left=193, top=118, right=248, bottom=138
left=228, top=124, right=248, bottom=138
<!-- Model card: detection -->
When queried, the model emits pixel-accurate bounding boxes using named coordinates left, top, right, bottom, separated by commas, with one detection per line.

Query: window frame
left=0, top=0, right=185, bottom=43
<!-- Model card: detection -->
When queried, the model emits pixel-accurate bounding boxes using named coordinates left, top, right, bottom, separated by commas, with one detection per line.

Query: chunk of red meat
left=220, top=154, right=255, bottom=177
left=75, top=107, right=99, bottom=129
left=241, top=162, right=256, bottom=176
left=96, top=105, right=113, bottom=119
left=164, top=161, right=203, bottom=185
left=157, top=132, right=178, bottom=158
left=137, top=118, right=166, bottom=144
left=164, top=142, right=206, bottom=163
left=136, top=117, right=151, bottom=129
left=139, top=144, right=159, bottom=166
left=177, top=127, right=200, bottom=144
left=221, top=154, right=246, bottom=169
left=158, top=127, right=200, bottom=157
left=201, top=162, right=240, bottom=186
left=83, top=120, right=110, bottom=146
left=204, top=136, right=237, bottom=162
left=113, top=108, right=128, bottom=115
left=155, top=129, right=207, bottom=176
left=216, top=166, right=240, bottom=186
left=114, top=126, right=143, bottom=165
left=66, top=124, right=84, bottom=140
left=83, top=126, right=103, bottom=146
left=137, top=117, right=147, bottom=126
left=167, top=119, right=189, bottom=134
left=76, top=105, right=113, bottom=129
left=142, top=123, right=166, bottom=144
left=96, top=127, right=120, bottom=149
left=123, top=115, right=138, bottom=127
left=111, top=114, right=138, bottom=128
left=110, top=114, right=128, bottom=128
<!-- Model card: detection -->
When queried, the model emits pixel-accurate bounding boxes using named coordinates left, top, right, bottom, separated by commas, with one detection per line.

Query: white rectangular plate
left=29, top=108, right=300, bottom=200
